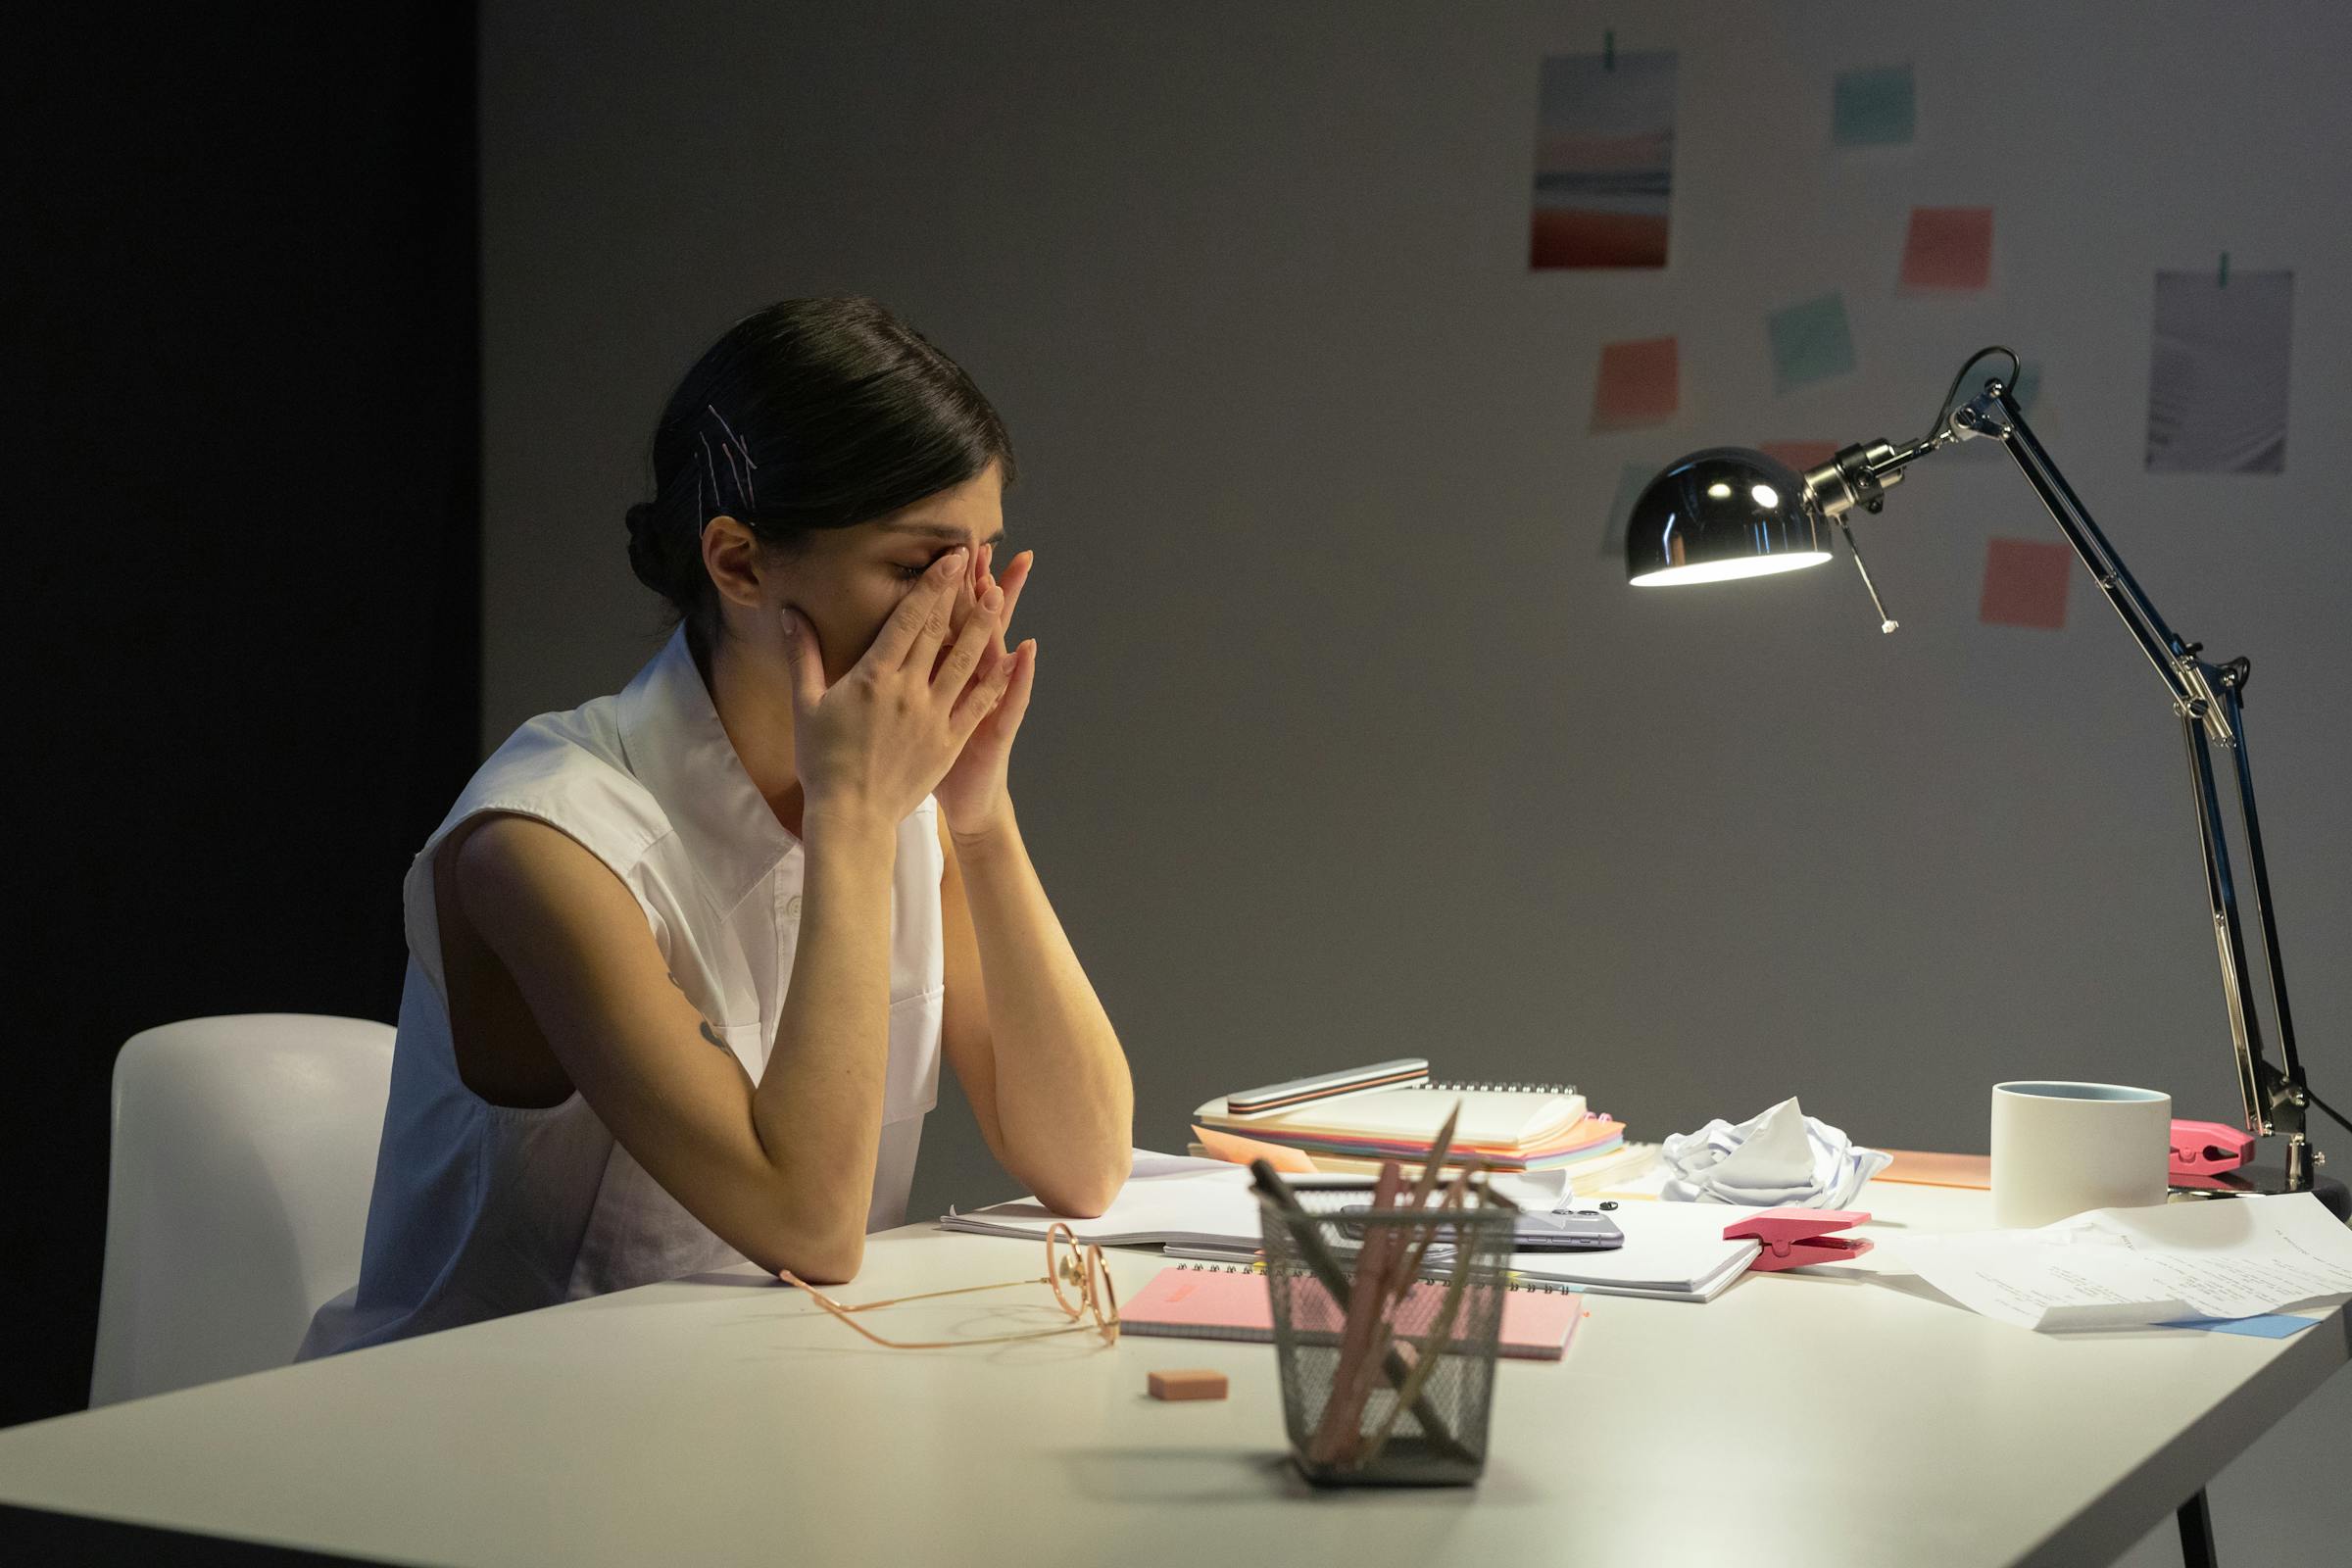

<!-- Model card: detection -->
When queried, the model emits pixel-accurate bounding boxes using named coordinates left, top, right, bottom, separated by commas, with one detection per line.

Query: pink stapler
left=1723, top=1208, right=1873, bottom=1272
left=2170, top=1118, right=2255, bottom=1179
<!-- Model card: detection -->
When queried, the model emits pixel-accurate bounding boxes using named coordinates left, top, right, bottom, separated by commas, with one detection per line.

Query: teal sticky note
left=1601, top=461, right=1659, bottom=557
left=1833, top=65, right=1915, bottom=147
left=1767, top=293, right=1856, bottom=393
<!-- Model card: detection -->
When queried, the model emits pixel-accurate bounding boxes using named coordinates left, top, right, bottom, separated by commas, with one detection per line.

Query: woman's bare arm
left=453, top=807, right=899, bottom=1283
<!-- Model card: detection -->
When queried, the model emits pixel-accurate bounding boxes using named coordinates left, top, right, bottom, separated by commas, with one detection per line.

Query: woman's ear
left=700, top=515, right=767, bottom=611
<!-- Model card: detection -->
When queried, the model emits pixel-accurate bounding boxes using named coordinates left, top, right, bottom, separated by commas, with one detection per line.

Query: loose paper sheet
left=1882, top=1193, right=2352, bottom=1331
left=2145, top=268, right=2293, bottom=472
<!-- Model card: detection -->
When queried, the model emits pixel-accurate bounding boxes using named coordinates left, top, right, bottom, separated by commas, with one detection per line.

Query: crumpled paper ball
left=1660, top=1096, right=1891, bottom=1207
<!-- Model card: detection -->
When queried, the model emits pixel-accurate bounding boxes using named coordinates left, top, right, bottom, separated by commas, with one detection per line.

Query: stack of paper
left=939, top=1152, right=1264, bottom=1249
left=1880, top=1192, right=2352, bottom=1332
left=1498, top=1200, right=1759, bottom=1302
left=943, top=1151, right=1760, bottom=1305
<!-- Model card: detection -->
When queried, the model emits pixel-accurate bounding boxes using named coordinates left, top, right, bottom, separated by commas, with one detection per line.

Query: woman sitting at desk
left=301, top=296, right=1134, bottom=1358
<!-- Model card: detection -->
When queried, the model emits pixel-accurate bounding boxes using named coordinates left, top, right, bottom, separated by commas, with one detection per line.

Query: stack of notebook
left=939, top=1151, right=1758, bottom=1304
left=1120, top=1262, right=1588, bottom=1360
left=1190, top=1058, right=1656, bottom=1185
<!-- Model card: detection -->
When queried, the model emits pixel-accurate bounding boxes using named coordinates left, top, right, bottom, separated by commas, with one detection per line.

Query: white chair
left=89, top=1013, right=395, bottom=1406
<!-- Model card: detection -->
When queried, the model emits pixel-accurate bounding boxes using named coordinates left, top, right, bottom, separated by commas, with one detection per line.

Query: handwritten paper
left=1900, top=206, right=1993, bottom=291
left=1592, top=336, right=1679, bottom=430
left=1833, top=65, right=1916, bottom=147
left=1767, top=293, right=1856, bottom=393
left=1882, top=1193, right=2352, bottom=1331
left=2146, top=268, right=2294, bottom=472
left=1978, top=537, right=2072, bottom=629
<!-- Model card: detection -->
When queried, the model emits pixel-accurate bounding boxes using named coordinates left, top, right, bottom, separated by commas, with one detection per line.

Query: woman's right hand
left=779, top=548, right=1015, bottom=833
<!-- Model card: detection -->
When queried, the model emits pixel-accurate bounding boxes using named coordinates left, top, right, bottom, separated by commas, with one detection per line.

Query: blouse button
left=784, top=894, right=803, bottom=922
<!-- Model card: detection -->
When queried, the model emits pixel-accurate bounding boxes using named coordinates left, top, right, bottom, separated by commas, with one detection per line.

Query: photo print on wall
left=1531, top=48, right=1677, bottom=270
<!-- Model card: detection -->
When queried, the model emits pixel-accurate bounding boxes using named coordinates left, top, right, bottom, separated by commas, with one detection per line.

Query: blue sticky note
left=1834, top=65, right=1915, bottom=147
left=1767, top=293, right=1857, bottom=393
left=1601, top=461, right=1660, bottom=556
left=2160, top=1313, right=2321, bottom=1339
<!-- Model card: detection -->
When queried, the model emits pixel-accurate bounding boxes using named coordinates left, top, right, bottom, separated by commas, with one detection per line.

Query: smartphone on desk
left=1511, top=1209, right=1624, bottom=1251
left=1333, top=1205, right=1624, bottom=1251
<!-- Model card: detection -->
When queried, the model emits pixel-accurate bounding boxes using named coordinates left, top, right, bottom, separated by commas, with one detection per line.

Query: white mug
left=1990, top=1081, right=2172, bottom=1229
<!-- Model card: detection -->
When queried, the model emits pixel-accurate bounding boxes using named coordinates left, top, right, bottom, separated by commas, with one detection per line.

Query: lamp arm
left=1951, top=384, right=2320, bottom=1189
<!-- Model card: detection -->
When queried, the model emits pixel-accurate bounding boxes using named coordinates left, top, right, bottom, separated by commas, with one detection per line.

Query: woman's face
left=729, top=461, right=1006, bottom=686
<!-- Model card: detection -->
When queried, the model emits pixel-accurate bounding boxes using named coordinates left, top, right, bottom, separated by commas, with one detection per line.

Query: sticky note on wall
left=1834, top=65, right=1915, bottom=146
left=1979, top=538, right=2072, bottom=629
left=1900, top=207, right=1993, bottom=291
left=1759, top=440, right=1840, bottom=476
left=1767, top=294, right=1856, bottom=393
left=1592, top=336, right=1680, bottom=430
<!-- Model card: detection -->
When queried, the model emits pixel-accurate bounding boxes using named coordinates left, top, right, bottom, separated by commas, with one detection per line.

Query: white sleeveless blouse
left=297, top=625, right=945, bottom=1360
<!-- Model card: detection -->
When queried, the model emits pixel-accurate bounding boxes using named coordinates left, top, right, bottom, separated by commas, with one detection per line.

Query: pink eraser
left=1148, top=1369, right=1229, bottom=1402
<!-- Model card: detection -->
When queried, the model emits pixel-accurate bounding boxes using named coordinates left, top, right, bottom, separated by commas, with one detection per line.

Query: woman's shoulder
left=438, top=695, right=673, bottom=872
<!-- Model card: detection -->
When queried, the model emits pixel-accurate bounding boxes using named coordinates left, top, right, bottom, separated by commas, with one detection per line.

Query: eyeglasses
left=776, top=1222, right=1121, bottom=1349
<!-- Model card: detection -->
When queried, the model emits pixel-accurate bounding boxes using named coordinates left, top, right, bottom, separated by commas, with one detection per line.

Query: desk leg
left=2176, top=1488, right=2218, bottom=1568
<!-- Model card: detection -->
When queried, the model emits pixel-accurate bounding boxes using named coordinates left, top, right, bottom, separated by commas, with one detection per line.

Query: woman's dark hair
left=624, top=295, right=1016, bottom=650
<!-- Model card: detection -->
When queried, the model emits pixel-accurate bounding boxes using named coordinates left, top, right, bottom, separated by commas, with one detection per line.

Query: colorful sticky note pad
left=1834, top=65, right=1915, bottom=146
left=1979, top=537, right=2072, bottom=629
left=1767, top=294, right=1856, bottom=393
left=1900, top=207, right=1993, bottom=291
left=1759, top=440, right=1840, bottom=475
left=1592, top=337, right=1680, bottom=430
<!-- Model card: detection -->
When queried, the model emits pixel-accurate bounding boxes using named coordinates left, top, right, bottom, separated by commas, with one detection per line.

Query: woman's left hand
left=933, top=543, right=1037, bottom=840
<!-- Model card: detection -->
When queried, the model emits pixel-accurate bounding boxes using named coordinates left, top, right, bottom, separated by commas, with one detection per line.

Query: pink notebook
left=1121, top=1264, right=1587, bottom=1361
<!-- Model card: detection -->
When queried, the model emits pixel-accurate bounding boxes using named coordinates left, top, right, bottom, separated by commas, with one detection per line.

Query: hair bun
left=624, top=499, right=674, bottom=597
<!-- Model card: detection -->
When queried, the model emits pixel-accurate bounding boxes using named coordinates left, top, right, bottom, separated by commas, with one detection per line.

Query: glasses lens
left=1088, top=1249, right=1119, bottom=1338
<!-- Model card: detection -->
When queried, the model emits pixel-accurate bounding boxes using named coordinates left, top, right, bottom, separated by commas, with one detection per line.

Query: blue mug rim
left=1993, top=1080, right=2168, bottom=1103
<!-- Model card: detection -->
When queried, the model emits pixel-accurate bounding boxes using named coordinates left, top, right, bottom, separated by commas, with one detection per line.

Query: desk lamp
left=1622, top=345, right=2349, bottom=1218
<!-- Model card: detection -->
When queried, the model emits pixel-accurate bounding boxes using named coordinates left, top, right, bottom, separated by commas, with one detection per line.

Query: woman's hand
left=933, top=542, right=1037, bottom=841
left=780, top=548, right=1018, bottom=833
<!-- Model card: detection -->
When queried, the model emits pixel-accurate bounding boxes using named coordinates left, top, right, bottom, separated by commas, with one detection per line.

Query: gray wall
left=482, top=5, right=2351, bottom=1559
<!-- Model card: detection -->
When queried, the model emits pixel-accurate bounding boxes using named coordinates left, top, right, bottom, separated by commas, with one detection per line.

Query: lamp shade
left=1624, top=447, right=1834, bottom=586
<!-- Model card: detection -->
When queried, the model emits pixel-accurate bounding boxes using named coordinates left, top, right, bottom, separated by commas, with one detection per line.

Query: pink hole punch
left=1723, top=1208, right=1873, bottom=1272
left=2170, top=1118, right=2255, bottom=1179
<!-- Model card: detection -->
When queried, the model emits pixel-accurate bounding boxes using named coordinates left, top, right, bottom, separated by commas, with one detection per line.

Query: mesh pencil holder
left=1257, top=1181, right=1516, bottom=1487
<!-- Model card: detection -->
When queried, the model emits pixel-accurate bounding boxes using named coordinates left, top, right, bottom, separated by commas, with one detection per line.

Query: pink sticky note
left=1759, top=440, right=1840, bottom=475
left=1900, top=207, right=1993, bottom=291
left=1592, top=337, right=1679, bottom=430
left=1193, top=1124, right=1318, bottom=1174
left=1979, top=537, right=2071, bottom=628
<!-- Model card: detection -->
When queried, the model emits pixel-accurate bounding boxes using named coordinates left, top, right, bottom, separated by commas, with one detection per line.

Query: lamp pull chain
left=1836, top=515, right=1899, bottom=633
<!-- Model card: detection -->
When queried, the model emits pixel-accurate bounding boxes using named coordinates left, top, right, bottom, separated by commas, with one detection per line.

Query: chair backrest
left=89, top=1013, right=395, bottom=1406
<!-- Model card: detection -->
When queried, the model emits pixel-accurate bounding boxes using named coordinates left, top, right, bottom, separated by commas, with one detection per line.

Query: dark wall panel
left=6, top=8, right=480, bottom=1427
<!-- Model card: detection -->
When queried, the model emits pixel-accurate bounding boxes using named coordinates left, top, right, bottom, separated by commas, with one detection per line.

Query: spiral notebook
left=1119, top=1262, right=1587, bottom=1361
left=1194, top=1066, right=1599, bottom=1170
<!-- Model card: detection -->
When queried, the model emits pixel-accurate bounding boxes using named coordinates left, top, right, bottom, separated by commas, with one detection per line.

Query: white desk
left=1, top=1184, right=2344, bottom=1567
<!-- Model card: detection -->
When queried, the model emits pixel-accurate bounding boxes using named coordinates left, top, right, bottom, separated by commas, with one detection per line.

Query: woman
left=300, top=296, right=1134, bottom=1358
